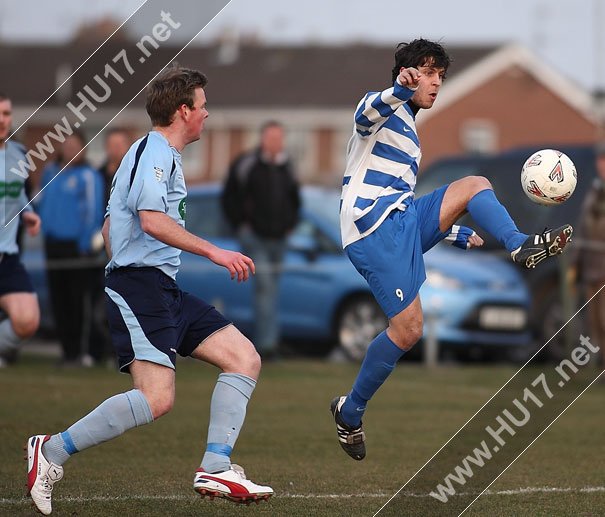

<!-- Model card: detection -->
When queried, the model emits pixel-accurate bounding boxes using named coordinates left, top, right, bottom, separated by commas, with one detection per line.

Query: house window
left=460, top=120, right=498, bottom=155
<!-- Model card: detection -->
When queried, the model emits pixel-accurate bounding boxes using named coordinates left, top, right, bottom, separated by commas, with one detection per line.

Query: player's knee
left=225, top=335, right=261, bottom=379
left=389, top=322, right=423, bottom=351
left=240, top=343, right=261, bottom=379
left=403, top=326, right=423, bottom=351
left=467, top=175, right=492, bottom=196
left=145, top=392, right=174, bottom=419
left=12, top=314, right=39, bottom=339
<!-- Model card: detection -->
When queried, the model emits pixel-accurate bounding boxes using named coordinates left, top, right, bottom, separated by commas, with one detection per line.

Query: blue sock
left=467, top=189, right=527, bottom=252
left=42, top=389, right=153, bottom=466
left=0, top=319, right=21, bottom=355
left=201, top=373, right=256, bottom=474
left=341, top=331, right=405, bottom=427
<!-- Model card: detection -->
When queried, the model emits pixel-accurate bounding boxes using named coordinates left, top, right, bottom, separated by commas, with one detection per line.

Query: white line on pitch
left=1, top=486, right=604, bottom=504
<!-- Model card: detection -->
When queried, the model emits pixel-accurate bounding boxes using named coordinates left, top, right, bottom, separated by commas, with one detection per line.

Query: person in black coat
left=222, top=121, right=300, bottom=357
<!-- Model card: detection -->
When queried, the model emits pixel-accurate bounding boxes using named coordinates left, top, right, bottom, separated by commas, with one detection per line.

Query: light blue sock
left=42, top=389, right=153, bottom=466
left=341, top=331, right=405, bottom=428
left=0, top=319, right=20, bottom=354
left=467, top=189, right=527, bottom=252
left=200, top=373, right=256, bottom=474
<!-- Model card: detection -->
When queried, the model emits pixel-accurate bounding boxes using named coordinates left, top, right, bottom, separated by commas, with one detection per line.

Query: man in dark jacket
left=222, top=121, right=300, bottom=357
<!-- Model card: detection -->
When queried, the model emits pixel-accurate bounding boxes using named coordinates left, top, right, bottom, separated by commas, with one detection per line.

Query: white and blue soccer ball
left=520, top=149, right=577, bottom=206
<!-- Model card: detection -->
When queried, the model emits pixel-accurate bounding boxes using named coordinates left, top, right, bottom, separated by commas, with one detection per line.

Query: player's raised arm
left=138, top=210, right=254, bottom=282
left=353, top=67, right=419, bottom=137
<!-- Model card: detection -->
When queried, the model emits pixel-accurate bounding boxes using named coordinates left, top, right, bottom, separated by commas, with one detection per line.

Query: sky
left=0, top=0, right=603, bottom=91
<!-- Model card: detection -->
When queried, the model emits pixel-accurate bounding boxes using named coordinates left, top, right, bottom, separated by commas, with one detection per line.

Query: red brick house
left=1, top=41, right=598, bottom=185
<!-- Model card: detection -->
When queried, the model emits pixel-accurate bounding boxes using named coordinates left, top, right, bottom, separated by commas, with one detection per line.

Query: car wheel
left=336, top=295, right=388, bottom=362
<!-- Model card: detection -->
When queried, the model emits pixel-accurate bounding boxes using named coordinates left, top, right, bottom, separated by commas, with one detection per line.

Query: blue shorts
left=105, top=267, right=231, bottom=373
left=345, top=185, right=449, bottom=319
left=0, top=253, right=35, bottom=296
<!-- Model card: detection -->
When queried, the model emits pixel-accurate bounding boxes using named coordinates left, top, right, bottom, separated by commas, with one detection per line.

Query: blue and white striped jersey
left=340, top=79, right=420, bottom=248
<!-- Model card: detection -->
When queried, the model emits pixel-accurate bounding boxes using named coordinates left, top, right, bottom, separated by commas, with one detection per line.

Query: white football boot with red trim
left=26, top=435, right=64, bottom=515
left=193, top=464, right=273, bottom=505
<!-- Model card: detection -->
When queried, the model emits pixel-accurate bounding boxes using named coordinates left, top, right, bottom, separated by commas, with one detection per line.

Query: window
left=460, top=119, right=498, bottom=155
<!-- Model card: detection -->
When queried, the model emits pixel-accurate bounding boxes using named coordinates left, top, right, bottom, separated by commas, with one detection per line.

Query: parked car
left=416, top=144, right=597, bottom=359
left=21, top=184, right=533, bottom=361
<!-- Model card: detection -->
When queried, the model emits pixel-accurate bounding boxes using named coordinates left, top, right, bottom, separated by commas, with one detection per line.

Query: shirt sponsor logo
left=0, top=181, right=24, bottom=198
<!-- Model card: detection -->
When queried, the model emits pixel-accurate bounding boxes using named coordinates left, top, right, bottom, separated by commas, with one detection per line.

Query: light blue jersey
left=0, top=141, right=32, bottom=254
left=106, top=131, right=186, bottom=279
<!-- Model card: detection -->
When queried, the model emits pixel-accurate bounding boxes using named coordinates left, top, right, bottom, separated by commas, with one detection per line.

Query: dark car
left=416, top=144, right=597, bottom=359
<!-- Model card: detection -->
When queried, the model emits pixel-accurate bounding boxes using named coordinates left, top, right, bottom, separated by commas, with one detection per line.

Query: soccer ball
left=520, top=149, right=577, bottom=206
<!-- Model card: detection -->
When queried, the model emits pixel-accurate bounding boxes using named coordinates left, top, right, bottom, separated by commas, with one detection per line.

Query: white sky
left=0, top=0, right=603, bottom=91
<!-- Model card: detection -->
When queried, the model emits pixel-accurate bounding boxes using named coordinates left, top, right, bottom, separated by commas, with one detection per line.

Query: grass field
left=1, top=353, right=604, bottom=516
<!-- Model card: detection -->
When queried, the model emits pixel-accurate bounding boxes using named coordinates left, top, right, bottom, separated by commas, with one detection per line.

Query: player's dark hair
left=391, top=39, right=452, bottom=84
left=146, top=63, right=208, bottom=127
left=0, top=92, right=9, bottom=102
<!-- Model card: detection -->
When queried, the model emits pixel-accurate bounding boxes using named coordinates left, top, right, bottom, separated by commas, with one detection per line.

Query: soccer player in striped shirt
left=331, top=39, right=573, bottom=460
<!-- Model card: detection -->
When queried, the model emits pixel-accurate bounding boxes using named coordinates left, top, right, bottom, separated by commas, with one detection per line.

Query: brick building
left=1, top=41, right=598, bottom=185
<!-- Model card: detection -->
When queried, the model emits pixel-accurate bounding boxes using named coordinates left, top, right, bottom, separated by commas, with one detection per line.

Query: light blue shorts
left=345, top=185, right=449, bottom=319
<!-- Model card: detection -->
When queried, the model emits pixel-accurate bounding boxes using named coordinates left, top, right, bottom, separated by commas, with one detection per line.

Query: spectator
left=37, top=131, right=105, bottom=366
left=571, top=141, right=605, bottom=374
left=99, top=127, right=132, bottom=205
left=222, top=121, right=300, bottom=358
left=93, top=127, right=134, bottom=364
left=0, top=92, right=41, bottom=367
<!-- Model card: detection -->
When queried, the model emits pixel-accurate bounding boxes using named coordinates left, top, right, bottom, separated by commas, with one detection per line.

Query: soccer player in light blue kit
left=331, top=39, right=573, bottom=460
left=27, top=66, right=272, bottom=515
left=0, top=93, right=41, bottom=367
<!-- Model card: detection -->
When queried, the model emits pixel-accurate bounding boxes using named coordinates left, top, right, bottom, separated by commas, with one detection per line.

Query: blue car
left=178, top=185, right=532, bottom=360
left=21, top=185, right=532, bottom=361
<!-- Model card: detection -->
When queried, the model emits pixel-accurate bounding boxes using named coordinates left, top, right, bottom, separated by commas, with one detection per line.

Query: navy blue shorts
left=105, top=267, right=231, bottom=373
left=345, top=185, right=449, bottom=319
left=0, top=253, right=35, bottom=296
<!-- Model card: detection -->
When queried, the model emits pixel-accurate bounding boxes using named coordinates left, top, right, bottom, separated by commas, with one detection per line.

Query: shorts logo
left=153, top=167, right=163, bottom=181
left=178, top=198, right=187, bottom=220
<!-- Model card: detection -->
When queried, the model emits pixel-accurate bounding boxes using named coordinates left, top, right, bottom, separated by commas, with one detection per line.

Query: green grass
left=1, top=355, right=604, bottom=516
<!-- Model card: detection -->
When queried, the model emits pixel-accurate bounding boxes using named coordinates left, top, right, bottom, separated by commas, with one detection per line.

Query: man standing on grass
left=26, top=65, right=273, bottom=515
left=331, top=39, right=573, bottom=461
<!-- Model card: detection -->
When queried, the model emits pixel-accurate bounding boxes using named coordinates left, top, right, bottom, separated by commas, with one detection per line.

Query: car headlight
left=425, top=269, right=463, bottom=290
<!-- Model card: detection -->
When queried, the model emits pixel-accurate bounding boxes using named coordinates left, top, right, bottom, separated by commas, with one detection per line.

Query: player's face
left=411, top=63, right=445, bottom=110
left=0, top=98, right=13, bottom=145
left=184, top=88, right=208, bottom=143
